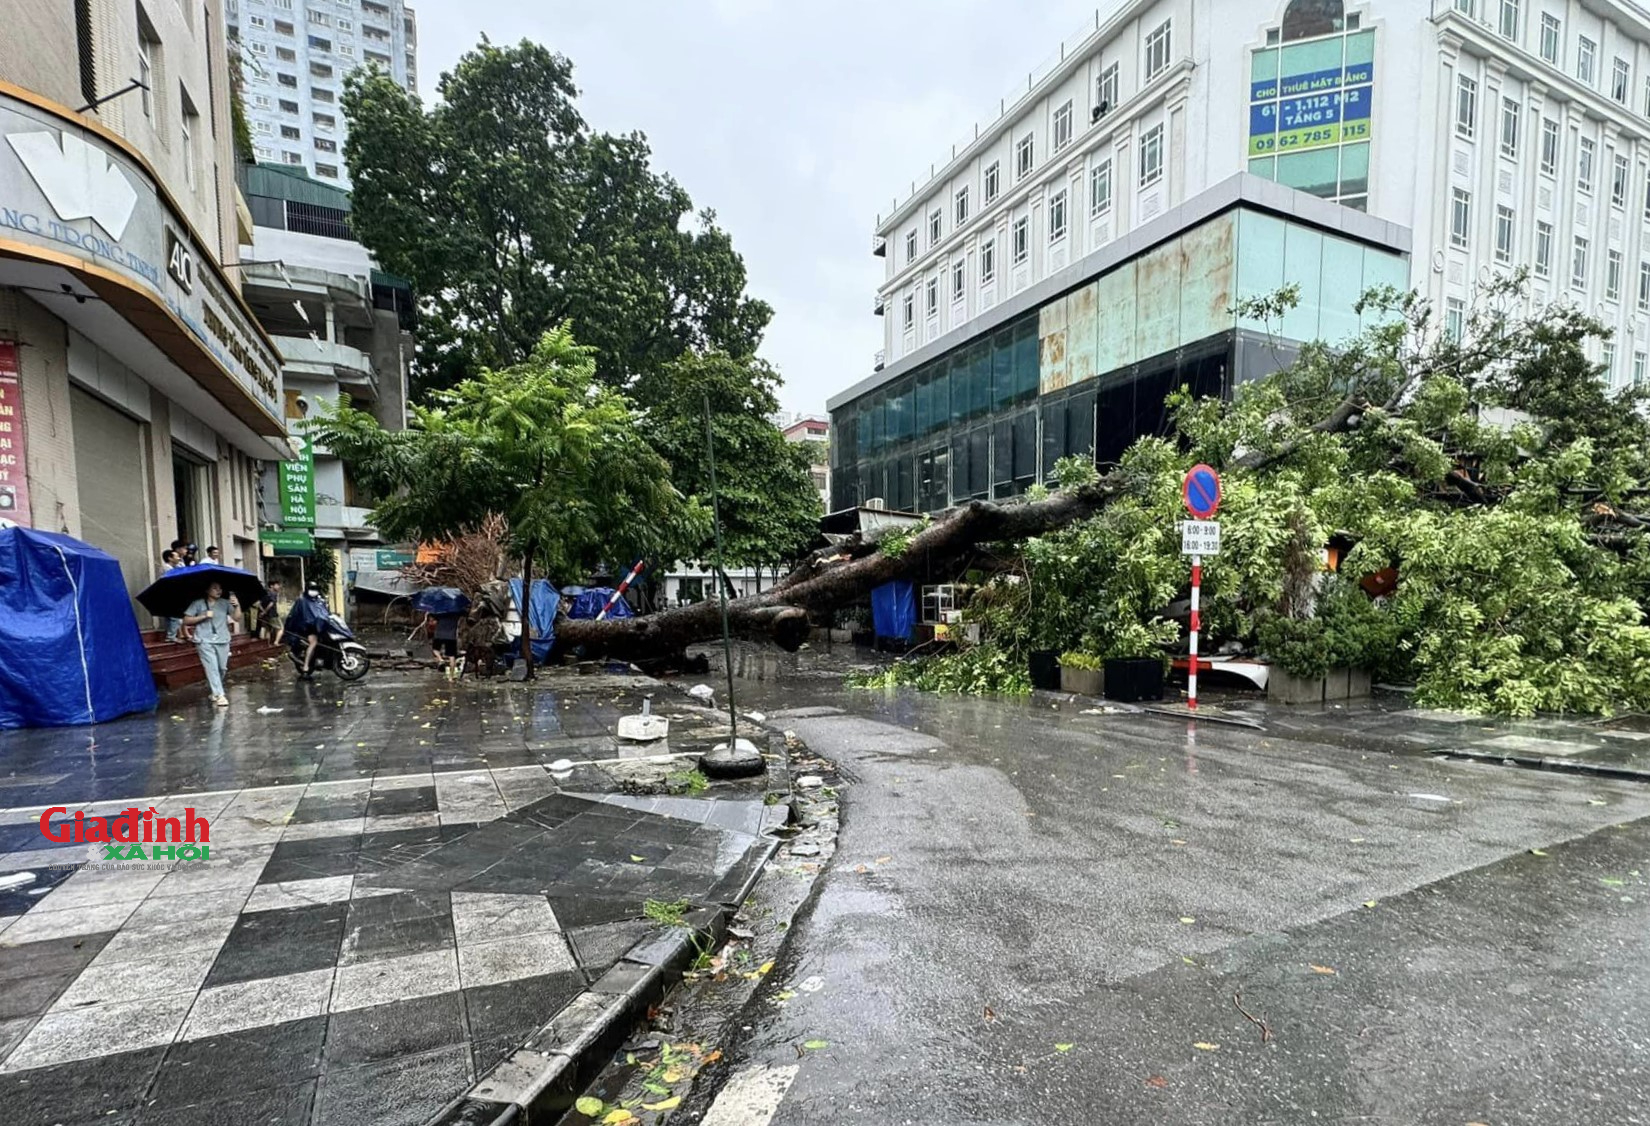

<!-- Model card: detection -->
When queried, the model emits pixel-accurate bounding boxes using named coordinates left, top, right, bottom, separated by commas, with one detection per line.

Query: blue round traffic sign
left=1182, top=464, right=1222, bottom=519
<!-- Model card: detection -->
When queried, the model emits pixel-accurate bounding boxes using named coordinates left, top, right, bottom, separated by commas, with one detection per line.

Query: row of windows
left=1458, top=0, right=1650, bottom=118
left=899, top=18, right=1174, bottom=266
left=907, top=123, right=1163, bottom=268
left=1450, top=184, right=1650, bottom=308
left=898, top=136, right=1159, bottom=332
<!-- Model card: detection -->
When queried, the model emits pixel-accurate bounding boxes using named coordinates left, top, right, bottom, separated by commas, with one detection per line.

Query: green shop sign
left=376, top=549, right=415, bottom=569
left=279, top=433, right=316, bottom=527
left=262, top=530, right=315, bottom=554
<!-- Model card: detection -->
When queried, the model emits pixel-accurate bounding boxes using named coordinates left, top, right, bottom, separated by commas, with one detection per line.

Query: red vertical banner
left=0, top=341, right=31, bottom=526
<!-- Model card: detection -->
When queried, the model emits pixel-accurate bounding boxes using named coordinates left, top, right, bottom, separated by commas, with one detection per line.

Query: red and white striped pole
left=1188, top=555, right=1202, bottom=712
left=596, top=560, right=647, bottom=620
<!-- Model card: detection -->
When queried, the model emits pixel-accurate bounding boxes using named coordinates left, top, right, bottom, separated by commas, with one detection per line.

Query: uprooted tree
left=562, top=275, right=1650, bottom=716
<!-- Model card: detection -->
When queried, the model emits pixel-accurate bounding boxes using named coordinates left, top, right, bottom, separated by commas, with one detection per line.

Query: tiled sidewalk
left=0, top=670, right=779, bottom=1126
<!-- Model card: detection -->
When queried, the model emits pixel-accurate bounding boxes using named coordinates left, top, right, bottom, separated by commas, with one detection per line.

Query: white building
left=871, top=0, right=1650, bottom=391
left=228, top=0, right=417, bottom=187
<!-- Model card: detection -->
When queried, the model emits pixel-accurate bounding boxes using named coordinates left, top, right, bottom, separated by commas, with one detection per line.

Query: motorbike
left=288, top=610, right=371, bottom=681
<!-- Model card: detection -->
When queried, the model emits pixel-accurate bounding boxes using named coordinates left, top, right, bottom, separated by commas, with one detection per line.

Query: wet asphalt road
left=695, top=650, right=1650, bottom=1126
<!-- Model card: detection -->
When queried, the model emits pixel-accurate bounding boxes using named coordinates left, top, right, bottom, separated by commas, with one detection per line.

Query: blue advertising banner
left=1249, top=30, right=1374, bottom=158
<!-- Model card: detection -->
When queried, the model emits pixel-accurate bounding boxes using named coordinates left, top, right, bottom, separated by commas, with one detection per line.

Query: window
left=984, top=162, right=1000, bottom=203
left=905, top=230, right=917, bottom=261
left=1450, top=188, right=1472, bottom=247
left=1579, top=137, right=1595, bottom=193
left=980, top=239, right=996, bottom=282
left=1455, top=75, right=1477, bottom=139
left=313, top=111, right=335, bottom=128
left=902, top=292, right=914, bottom=328
left=1053, top=100, right=1073, bottom=151
left=310, top=61, right=333, bottom=77
left=1638, top=262, right=1650, bottom=312
left=248, top=40, right=269, bottom=55
left=280, top=124, right=300, bottom=139
left=307, top=7, right=330, bottom=23
left=1614, top=58, right=1631, bottom=104
left=249, top=13, right=266, bottom=27
left=253, top=93, right=271, bottom=109
left=1499, top=97, right=1519, bottom=157
left=1573, top=235, right=1590, bottom=289
left=1614, top=154, right=1630, bottom=206
left=1145, top=19, right=1172, bottom=80
left=314, top=137, right=336, bottom=153
left=279, top=98, right=298, bottom=113
left=1498, top=0, right=1519, bottom=39
left=1139, top=122, right=1164, bottom=187
left=1603, top=343, right=1617, bottom=382
left=1535, top=221, right=1553, bottom=276
left=273, top=0, right=291, bottom=8
left=1539, top=13, right=1560, bottom=64
left=254, top=119, right=271, bottom=135
left=1540, top=117, right=1558, bottom=174
left=1048, top=189, right=1068, bottom=242
left=955, top=186, right=969, bottom=225
left=277, top=72, right=297, bottom=87
left=180, top=87, right=198, bottom=190
left=1453, top=0, right=1474, bottom=15
left=282, top=150, right=303, bottom=165
left=1090, top=158, right=1112, bottom=215
left=1607, top=249, right=1623, bottom=300
left=925, top=277, right=939, bottom=317
left=1637, top=352, right=1648, bottom=387
left=929, top=208, right=942, bottom=246
left=1445, top=298, right=1465, bottom=343
left=311, top=86, right=334, bottom=102
left=1012, top=216, right=1029, bottom=263
left=1579, top=36, right=1596, bottom=84
left=952, top=259, right=966, bottom=300
left=1097, top=63, right=1118, bottom=113
left=338, top=18, right=351, bottom=30
left=276, top=46, right=295, bottom=61
left=274, top=19, right=293, bottom=34
left=315, top=162, right=338, bottom=179
left=1016, top=134, right=1035, bottom=180
left=1494, top=205, right=1514, bottom=263
left=137, top=26, right=155, bottom=118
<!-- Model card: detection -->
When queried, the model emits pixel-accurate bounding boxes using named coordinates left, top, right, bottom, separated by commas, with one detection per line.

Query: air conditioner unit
left=864, top=497, right=886, bottom=510
left=1092, top=100, right=1109, bottom=122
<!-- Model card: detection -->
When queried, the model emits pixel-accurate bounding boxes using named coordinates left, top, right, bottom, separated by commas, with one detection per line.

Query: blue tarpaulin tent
left=0, top=526, right=158, bottom=729
left=567, top=587, right=633, bottom=620
left=508, top=578, right=560, bottom=663
left=871, top=579, right=917, bottom=643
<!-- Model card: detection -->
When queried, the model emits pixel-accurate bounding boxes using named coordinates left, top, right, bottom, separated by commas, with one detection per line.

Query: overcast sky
left=411, top=1, right=1099, bottom=416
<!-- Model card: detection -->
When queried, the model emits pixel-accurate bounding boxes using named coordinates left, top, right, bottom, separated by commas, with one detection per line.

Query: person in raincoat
left=275, top=584, right=330, bottom=678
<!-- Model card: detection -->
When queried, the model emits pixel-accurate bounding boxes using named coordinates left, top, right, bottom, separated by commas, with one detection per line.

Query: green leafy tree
left=307, top=326, right=706, bottom=671
left=639, top=352, right=822, bottom=580
left=342, top=40, right=771, bottom=399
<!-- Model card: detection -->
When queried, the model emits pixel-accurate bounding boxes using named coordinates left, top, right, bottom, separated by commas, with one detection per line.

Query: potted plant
left=1059, top=651, right=1104, bottom=696
left=1099, top=621, right=1173, bottom=703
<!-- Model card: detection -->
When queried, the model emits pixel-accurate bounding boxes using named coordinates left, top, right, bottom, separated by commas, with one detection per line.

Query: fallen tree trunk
left=555, top=473, right=1129, bottom=659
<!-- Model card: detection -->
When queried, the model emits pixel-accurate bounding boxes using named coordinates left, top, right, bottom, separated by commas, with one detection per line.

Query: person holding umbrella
left=181, top=581, right=238, bottom=706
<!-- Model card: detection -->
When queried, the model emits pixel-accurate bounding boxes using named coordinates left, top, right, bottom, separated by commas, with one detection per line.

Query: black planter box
left=1028, top=650, right=1062, bottom=692
left=1103, top=657, right=1165, bottom=702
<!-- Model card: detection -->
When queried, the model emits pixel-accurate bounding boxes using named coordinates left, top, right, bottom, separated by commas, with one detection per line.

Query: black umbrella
left=137, top=563, right=267, bottom=618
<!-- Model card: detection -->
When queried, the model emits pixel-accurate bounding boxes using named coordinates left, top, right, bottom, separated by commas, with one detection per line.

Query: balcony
left=276, top=336, right=376, bottom=394
left=314, top=504, right=379, bottom=535
left=872, top=236, right=886, bottom=258
left=873, top=293, right=885, bottom=316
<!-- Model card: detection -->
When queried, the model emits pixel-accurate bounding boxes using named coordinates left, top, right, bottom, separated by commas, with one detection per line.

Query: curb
left=1432, top=747, right=1650, bottom=784
left=428, top=836, right=782, bottom=1126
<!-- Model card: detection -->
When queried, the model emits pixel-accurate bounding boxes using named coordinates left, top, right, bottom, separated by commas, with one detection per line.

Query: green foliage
left=341, top=40, right=770, bottom=399
left=849, top=645, right=1031, bottom=696
left=877, top=522, right=925, bottom=558
left=306, top=324, right=706, bottom=583
left=637, top=352, right=821, bottom=569
left=666, top=768, right=709, bottom=795
left=1058, top=651, right=1103, bottom=670
left=643, top=898, right=690, bottom=927
left=880, top=274, right=1650, bottom=716
left=307, top=545, right=337, bottom=594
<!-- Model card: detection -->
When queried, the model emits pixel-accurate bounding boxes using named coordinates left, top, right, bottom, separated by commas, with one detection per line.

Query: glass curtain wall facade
left=831, top=202, right=1408, bottom=513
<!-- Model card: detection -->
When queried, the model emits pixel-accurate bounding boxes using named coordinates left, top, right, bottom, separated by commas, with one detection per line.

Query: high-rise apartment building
left=832, top=0, right=1650, bottom=514
left=227, top=0, right=417, bottom=187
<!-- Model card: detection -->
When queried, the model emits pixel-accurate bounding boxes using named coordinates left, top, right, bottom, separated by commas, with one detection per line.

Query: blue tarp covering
left=871, top=579, right=917, bottom=642
left=0, top=526, right=158, bottom=729
left=508, top=578, right=560, bottom=663
left=568, top=587, right=633, bottom=620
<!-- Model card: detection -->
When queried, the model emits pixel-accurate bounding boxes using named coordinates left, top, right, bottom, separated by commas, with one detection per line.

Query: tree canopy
left=307, top=325, right=706, bottom=586
left=341, top=39, right=772, bottom=399
left=638, top=352, right=823, bottom=574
